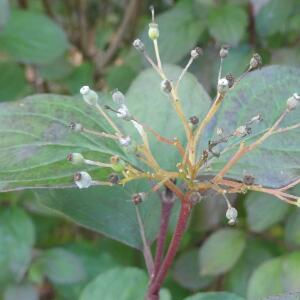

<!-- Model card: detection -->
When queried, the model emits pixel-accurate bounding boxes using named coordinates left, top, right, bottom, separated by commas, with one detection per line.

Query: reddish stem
left=147, top=199, right=192, bottom=299
left=153, top=199, right=174, bottom=276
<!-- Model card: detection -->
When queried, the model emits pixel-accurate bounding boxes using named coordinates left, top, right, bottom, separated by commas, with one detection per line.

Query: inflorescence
left=67, top=6, right=300, bottom=226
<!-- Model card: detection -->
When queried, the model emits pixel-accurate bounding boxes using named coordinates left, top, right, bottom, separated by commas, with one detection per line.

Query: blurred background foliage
left=0, top=0, right=300, bottom=299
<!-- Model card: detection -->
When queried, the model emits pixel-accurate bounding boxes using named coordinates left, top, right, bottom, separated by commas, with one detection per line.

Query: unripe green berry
left=148, top=23, right=159, bottom=40
left=110, top=156, right=126, bottom=173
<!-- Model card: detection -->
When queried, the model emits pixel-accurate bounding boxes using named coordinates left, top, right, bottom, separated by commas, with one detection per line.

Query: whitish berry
left=249, top=114, right=263, bottom=124
left=67, top=153, right=84, bottom=164
left=119, top=136, right=131, bottom=147
left=148, top=22, right=159, bottom=40
left=161, top=79, right=172, bottom=94
left=112, top=89, right=126, bottom=106
left=220, top=45, right=229, bottom=59
left=191, top=47, right=203, bottom=59
left=287, top=93, right=299, bottom=111
left=132, top=39, right=145, bottom=52
left=116, top=104, right=131, bottom=120
left=249, top=53, right=262, bottom=70
left=80, top=85, right=98, bottom=106
left=216, top=127, right=224, bottom=136
left=69, top=122, right=83, bottom=132
left=226, top=206, right=238, bottom=225
left=74, top=171, right=92, bottom=189
left=234, top=125, right=250, bottom=137
left=217, top=78, right=229, bottom=94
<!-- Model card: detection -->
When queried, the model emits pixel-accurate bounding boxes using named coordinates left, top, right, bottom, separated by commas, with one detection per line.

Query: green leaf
left=140, top=2, right=205, bottom=64
left=64, top=63, right=95, bottom=94
left=4, top=284, right=38, bottom=300
left=207, top=4, right=248, bottom=46
left=0, top=0, right=10, bottom=30
left=173, top=248, right=214, bottom=290
left=0, top=62, right=27, bottom=101
left=125, top=65, right=211, bottom=170
left=34, top=248, right=86, bottom=284
left=198, top=228, right=246, bottom=276
left=264, top=293, right=300, bottom=300
left=0, top=207, right=35, bottom=283
left=79, top=267, right=148, bottom=300
left=0, top=94, right=124, bottom=192
left=281, top=252, right=300, bottom=293
left=37, top=56, right=73, bottom=81
left=245, top=192, right=290, bottom=232
left=207, top=66, right=300, bottom=188
left=225, top=238, right=274, bottom=297
left=256, top=0, right=296, bottom=37
left=247, top=258, right=283, bottom=300
left=248, top=252, right=300, bottom=300
left=284, top=209, right=300, bottom=246
left=184, top=292, right=245, bottom=300
left=37, top=181, right=161, bottom=249
left=0, top=11, right=69, bottom=64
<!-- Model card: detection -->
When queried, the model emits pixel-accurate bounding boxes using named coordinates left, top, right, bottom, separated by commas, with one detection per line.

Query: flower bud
left=132, top=39, right=145, bottom=52
left=297, top=198, right=300, bottom=208
left=225, top=73, right=234, bottom=88
left=69, top=122, right=83, bottom=132
left=112, top=89, right=126, bottom=106
left=217, top=78, right=229, bottom=94
left=80, top=85, right=98, bottom=106
left=226, top=206, right=238, bottom=225
left=249, top=53, right=262, bottom=70
left=220, top=45, right=229, bottom=59
left=74, top=171, right=92, bottom=189
left=108, top=173, right=119, bottom=185
left=161, top=79, right=172, bottom=94
left=67, top=153, right=84, bottom=164
left=119, top=136, right=131, bottom=147
left=148, top=22, right=159, bottom=40
left=287, top=93, right=299, bottom=111
left=190, top=47, right=203, bottom=59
